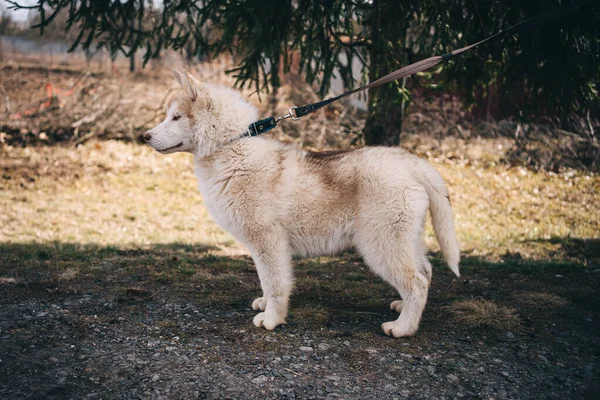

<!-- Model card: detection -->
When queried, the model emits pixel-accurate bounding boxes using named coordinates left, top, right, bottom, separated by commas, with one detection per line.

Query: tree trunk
left=363, top=0, right=405, bottom=146
left=129, top=10, right=136, bottom=73
left=364, top=51, right=404, bottom=146
left=130, top=51, right=135, bottom=73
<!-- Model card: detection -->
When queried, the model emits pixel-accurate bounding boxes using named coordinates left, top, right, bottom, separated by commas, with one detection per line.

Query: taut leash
left=242, top=0, right=595, bottom=139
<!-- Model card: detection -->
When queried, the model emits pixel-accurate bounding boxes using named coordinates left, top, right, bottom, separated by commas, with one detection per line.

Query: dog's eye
left=172, top=114, right=181, bottom=121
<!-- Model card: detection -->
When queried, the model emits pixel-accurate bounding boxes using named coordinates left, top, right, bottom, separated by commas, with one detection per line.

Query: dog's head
left=144, top=70, right=258, bottom=158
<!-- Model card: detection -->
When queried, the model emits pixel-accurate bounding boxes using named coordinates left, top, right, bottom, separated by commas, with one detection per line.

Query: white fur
left=145, top=70, right=461, bottom=337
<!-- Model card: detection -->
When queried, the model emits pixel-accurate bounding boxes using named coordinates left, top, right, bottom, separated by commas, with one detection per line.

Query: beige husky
left=144, top=70, right=460, bottom=337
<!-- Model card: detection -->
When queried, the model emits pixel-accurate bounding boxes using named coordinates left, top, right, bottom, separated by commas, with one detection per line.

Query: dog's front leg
left=248, top=235, right=293, bottom=331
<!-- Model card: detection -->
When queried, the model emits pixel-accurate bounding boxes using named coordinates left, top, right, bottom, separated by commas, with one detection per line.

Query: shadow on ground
left=521, top=237, right=600, bottom=266
left=0, top=241, right=598, bottom=399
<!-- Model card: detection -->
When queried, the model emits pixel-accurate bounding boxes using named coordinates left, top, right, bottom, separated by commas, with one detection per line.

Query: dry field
left=0, top=58, right=599, bottom=399
left=0, top=140, right=597, bottom=260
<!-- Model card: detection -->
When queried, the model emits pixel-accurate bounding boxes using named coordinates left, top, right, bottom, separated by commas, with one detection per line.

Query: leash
left=242, top=0, right=595, bottom=139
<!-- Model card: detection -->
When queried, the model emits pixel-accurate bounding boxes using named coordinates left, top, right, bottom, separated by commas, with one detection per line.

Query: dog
left=144, top=70, right=460, bottom=337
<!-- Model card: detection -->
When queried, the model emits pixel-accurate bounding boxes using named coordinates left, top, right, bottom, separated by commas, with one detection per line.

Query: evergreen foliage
left=8, top=0, right=599, bottom=144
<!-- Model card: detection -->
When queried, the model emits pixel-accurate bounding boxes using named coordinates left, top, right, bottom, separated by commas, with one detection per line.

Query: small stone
left=152, top=374, right=159, bottom=382
left=506, top=331, right=515, bottom=339
left=49, top=357, right=58, bottom=363
left=252, top=375, right=268, bottom=384
left=300, top=346, right=313, bottom=352
left=446, top=374, right=459, bottom=383
left=318, top=343, right=330, bottom=351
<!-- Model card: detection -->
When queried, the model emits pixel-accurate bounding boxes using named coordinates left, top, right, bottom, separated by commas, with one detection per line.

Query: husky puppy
left=144, top=70, right=460, bottom=337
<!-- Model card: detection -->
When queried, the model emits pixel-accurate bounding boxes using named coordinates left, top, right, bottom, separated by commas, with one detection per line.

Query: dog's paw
left=381, top=320, right=417, bottom=338
left=252, top=297, right=267, bottom=311
left=390, top=300, right=404, bottom=313
left=253, top=312, right=285, bottom=331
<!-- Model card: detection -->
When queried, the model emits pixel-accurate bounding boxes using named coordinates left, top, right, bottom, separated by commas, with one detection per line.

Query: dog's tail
left=416, top=161, right=461, bottom=277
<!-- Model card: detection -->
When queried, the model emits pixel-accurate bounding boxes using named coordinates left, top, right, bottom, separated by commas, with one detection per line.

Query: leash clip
left=289, top=106, right=300, bottom=121
left=275, top=106, right=300, bottom=122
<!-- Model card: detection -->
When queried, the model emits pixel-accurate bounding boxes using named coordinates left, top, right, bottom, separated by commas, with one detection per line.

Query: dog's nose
left=143, top=132, right=152, bottom=141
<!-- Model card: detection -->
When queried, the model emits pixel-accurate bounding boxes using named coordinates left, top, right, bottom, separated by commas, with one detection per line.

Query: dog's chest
left=193, top=164, right=249, bottom=238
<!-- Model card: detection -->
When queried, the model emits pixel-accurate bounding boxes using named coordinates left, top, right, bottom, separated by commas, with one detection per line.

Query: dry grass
left=0, top=140, right=598, bottom=265
left=447, top=299, right=523, bottom=331
left=516, top=292, right=570, bottom=310
left=431, top=159, right=598, bottom=263
left=0, top=141, right=236, bottom=252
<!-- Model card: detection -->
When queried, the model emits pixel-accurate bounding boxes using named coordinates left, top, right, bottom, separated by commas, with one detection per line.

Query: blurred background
left=1, top=0, right=599, bottom=168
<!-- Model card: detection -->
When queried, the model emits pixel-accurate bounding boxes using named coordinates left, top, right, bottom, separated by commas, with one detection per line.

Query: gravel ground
left=1, top=252, right=598, bottom=400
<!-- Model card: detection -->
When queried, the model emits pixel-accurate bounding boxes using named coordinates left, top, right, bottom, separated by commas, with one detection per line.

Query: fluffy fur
left=144, top=70, right=460, bottom=337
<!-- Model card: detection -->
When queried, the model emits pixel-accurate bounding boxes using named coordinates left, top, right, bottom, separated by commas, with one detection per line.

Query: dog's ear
left=173, top=69, right=183, bottom=86
left=182, top=70, right=213, bottom=110
left=176, top=70, right=198, bottom=102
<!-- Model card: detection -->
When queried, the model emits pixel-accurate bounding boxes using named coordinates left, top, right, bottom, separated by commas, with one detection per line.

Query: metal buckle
left=247, top=122, right=257, bottom=137
left=289, top=106, right=300, bottom=121
left=275, top=105, right=300, bottom=122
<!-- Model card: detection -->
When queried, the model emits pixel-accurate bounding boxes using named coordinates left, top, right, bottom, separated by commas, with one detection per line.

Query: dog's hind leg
left=389, top=241, right=431, bottom=314
left=390, top=300, right=404, bottom=313
left=251, top=296, right=267, bottom=311
left=355, top=187, right=430, bottom=337
left=359, top=240, right=430, bottom=337
left=381, top=267, right=429, bottom=338
left=247, top=231, right=293, bottom=331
